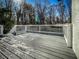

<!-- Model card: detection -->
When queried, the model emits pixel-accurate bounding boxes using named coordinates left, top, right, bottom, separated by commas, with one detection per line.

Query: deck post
left=63, top=24, right=72, bottom=48
left=0, top=25, right=3, bottom=35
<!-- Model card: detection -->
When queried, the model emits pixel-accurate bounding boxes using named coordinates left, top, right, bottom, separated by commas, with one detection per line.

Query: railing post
left=0, top=25, right=3, bottom=35
left=25, top=25, right=27, bottom=32
left=39, top=25, right=41, bottom=32
left=63, top=24, right=72, bottom=48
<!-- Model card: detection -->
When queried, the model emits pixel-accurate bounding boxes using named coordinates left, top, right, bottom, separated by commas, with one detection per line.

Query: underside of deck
left=0, top=33, right=77, bottom=59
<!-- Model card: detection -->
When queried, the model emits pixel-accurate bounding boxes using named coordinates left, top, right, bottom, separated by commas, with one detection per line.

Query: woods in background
left=0, top=0, right=72, bottom=26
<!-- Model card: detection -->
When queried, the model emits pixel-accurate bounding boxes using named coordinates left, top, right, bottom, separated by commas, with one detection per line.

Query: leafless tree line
left=34, top=0, right=71, bottom=24
left=0, top=0, right=71, bottom=25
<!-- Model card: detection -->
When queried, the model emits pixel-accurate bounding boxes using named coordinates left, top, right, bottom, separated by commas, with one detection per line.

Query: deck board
left=0, top=33, right=77, bottom=59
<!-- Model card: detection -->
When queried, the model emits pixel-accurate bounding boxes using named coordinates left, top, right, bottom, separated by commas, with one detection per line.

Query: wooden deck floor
left=0, top=33, right=77, bottom=59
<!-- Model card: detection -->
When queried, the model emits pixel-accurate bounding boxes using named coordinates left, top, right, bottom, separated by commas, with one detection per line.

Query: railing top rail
left=15, top=24, right=71, bottom=27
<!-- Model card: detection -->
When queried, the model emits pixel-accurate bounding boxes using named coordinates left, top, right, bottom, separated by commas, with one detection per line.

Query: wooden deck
left=0, top=33, right=77, bottom=59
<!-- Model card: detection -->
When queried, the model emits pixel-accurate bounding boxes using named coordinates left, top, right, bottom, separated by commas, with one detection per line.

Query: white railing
left=10, top=25, right=65, bottom=35
left=9, top=24, right=72, bottom=47
left=0, top=25, right=3, bottom=35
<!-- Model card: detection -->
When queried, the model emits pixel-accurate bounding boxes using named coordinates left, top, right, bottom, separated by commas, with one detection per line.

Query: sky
left=26, top=0, right=69, bottom=10
left=26, top=0, right=65, bottom=16
left=25, top=0, right=69, bottom=10
left=0, top=0, right=70, bottom=17
left=0, top=0, right=69, bottom=9
left=26, top=0, right=58, bottom=6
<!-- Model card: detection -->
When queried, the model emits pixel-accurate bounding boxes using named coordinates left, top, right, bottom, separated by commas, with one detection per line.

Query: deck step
left=0, top=44, right=20, bottom=59
left=0, top=41, right=35, bottom=59
left=0, top=51, right=8, bottom=59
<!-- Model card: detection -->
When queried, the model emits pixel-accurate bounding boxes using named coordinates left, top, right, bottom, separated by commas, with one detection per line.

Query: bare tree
left=66, top=0, right=71, bottom=23
left=5, top=0, right=13, bottom=9
left=0, top=0, right=13, bottom=22
left=58, top=0, right=64, bottom=23
left=48, top=5, right=57, bottom=24
left=35, top=0, right=50, bottom=24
